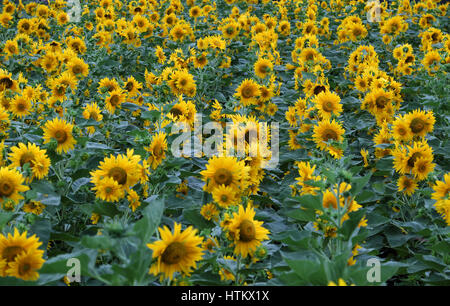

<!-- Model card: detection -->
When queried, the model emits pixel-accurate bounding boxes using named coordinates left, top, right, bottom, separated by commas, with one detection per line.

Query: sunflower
left=405, top=109, right=435, bottom=138
left=105, top=89, right=126, bottom=114
left=167, top=99, right=187, bottom=122
left=200, top=203, right=219, bottom=221
left=253, top=58, right=273, bottom=79
left=22, top=201, right=46, bottom=215
left=189, top=6, right=202, bottom=19
left=56, top=11, right=69, bottom=25
left=42, top=117, right=77, bottom=153
left=133, top=14, right=149, bottom=32
left=392, top=141, right=434, bottom=174
left=235, top=79, right=260, bottom=106
left=412, top=157, right=435, bottom=181
left=6, top=250, right=45, bottom=281
left=363, top=88, right=394, bottom=116
left=224, top=205, right=270, bottom=258
left=50, top=80, right=68, bottom=102
left=146, top=132, right=168, bottom=170
left=174, top=70, right=196, bottom=93
left=314, top=91, right=342, bottom=119
left=354, top=75, right=370, bottom=92
left=8, top=143, right=51, bottom=180
left=91, top=152, right=141, bottom=191
left=147, top=222, right=204, bottom=280
left=170, top=24, right=186, bottom=42
left=83, top=103, right=103, bottom=121
left=92, top=176, right=125, bottom=202
left=98, top=77, right=120, bottom=94
left=193, top=52, right=208, bottom=69
left=392, top=115, right=413, bottom=142
left=288, top=130, right=302, bottom=150
left=67, top=57, right=89, bottom=78
left=202, top=237, right=219, bottom=253
left=123, top=76, right=142, bottom=97
left=0, top=228, right=43, bottom=277
left=17, top=19, right=34, bottom=34
left=201, top=156, right=249, bottom=193
left=221, top=22, right=239, bottom=39
left=422, top=50, right=441, bottom=74
left=155, top=45, right=166, bottom=64
left=397, top=176, right=417, bottom=196
left=4, top=40, right=19, bottom=58
left=322, top=190, right=338, bottom=209
left=285, top=107, right=298, bottom=127
left=66, top=37, right=87, bottom=54
left=312, top=119, right=345, bottom=151
left=10, top=95, right=31, bottom=118
left=0, top=70, right=17, bottom=92
left=212, top=185, right=239, bottom=208
left=0, top=167, right=29, bottom=206
left=431, top=173, right=450, bottom=201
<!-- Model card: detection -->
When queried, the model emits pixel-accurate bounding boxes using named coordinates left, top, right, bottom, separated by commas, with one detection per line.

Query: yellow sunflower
left=83, top=103, right=103, bottom=121
left=0, top=167, right=29, bottom=206
left=254, top=58, right=273, bottom=79
left=412, top=157, right=435, bottom=181
left=322, top=190, right=338, bottom=209
left=234, top=79, right=260, bottom=106
left=392, top=141, right=434, bottom=174
left=105, top=89, right=126, bottom=114
left=200, top=203, right=219, bottom=221
left=22, top=201, right=46, bottom=215
left=200, top=156, right=249, bottom=193
left=98, top=77, right=120, bottom=94
left=431, top=173, right=450, bottom=201
left=212, top=185, right=239, bottom=208
left=90, top=152, right=141, bottom=190
left=123, top=76, right=143, bottom=97
left=312, top=119, right=345, bottom=151
left=147, top=222, right=204, bottom=280
left=8, top=142, right=51, bottom=180
left=224, top=205, right=270, bottom=258
left=146, top=132, right=168, bottom=170
left=397, top=176, right=417, bottom=196
left=91, top=176, right=125, bottom=202
left=67, top=57, right=89, bottom=78
left=422, top=50, right=441, bottom=74
left=392, top=115, right=413, bottom=142
left=42, top=117, right=77, bottom=153
left=6, top=250, right=45, bottom=281
left=314, top=91, right=342, bottom=119
left=10, top=95, right=32, bottom=118
left=405, top=109, right=435, bottom=138
left=0, top=228, right=43, bottom=277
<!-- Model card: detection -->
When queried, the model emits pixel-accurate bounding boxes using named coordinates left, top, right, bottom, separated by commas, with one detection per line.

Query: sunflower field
left=0, top=0, right=449, bottom=287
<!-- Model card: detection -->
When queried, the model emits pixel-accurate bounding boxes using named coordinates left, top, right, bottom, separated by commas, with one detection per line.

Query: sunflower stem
left=235, top=255, right=241, bottom=286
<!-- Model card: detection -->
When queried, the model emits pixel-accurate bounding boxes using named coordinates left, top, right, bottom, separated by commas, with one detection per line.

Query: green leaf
left=183, top=208, right=214, bottom=230
left=293, top=194, right=322, bottom=210
left=80, top=202, right=121, bottom=218
left=0, top=212, right=14, bottom=231
left=351, top=173, right=372, bottom=197
left=284, top=208, right=316, bottom=222
left=133, top=196, right=165, bottom=244
left=30, top=180, right=61, bottom=206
